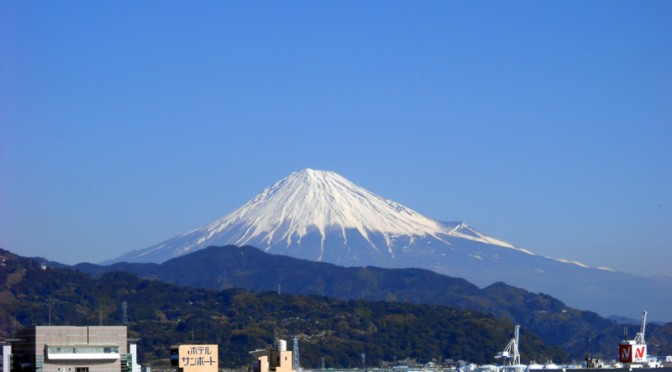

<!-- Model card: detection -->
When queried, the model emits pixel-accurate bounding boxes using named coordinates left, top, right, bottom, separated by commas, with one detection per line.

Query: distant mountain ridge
left=107, top=169, right=672, bottom=321
left=79, top=245, right=672, bottom=358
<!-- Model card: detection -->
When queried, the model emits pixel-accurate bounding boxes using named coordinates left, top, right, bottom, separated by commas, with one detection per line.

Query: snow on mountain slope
left=204, top=168, right=448, bottom=253
left=112, top=169, right=519, bottom=263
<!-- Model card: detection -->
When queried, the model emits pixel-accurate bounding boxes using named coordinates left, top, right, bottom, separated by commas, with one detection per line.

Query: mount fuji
left=109, top=169, right=672, bottom=321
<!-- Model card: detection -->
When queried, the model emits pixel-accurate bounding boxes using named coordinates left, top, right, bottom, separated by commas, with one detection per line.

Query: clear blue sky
left=1, top=1, right=670, bottom=277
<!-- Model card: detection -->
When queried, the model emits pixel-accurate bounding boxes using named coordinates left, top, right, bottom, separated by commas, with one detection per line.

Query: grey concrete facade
left=8, top=326, right=131, bottom=372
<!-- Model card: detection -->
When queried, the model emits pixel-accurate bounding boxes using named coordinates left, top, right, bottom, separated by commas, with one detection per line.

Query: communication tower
left=121, top=301, right=128, bottom=325
left=292, top=335, right=300, bottom=371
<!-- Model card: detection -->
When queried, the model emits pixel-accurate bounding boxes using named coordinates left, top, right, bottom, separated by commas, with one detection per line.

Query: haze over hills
left=108, top=169, right=672, bottom=321
left=80, top=244, right=672, bottom=359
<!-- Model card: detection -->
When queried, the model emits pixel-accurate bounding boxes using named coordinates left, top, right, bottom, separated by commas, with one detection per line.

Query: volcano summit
left=112, top=169, right=522, bottom=265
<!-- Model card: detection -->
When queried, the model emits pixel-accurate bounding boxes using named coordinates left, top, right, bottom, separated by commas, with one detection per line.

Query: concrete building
left=1, top=326, right=138, bottom=372
left=251, top=339, right=294, bottom=372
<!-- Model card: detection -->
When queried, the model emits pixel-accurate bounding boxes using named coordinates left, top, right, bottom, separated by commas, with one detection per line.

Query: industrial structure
left=495, top=325, right=521, bottom=366
left=619, top=311, right=659, bottom=367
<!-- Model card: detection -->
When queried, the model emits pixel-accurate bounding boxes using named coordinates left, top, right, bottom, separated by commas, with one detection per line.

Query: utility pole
left=46, top=299, right=59, bottom=325
left=121, top=301, right=128, bottom=325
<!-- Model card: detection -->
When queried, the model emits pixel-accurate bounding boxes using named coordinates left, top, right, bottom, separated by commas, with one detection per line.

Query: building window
left=47, top=346, right=119, bottom=354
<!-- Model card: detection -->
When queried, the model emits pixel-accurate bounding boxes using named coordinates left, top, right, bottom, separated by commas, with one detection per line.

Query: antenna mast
left=121, top=301, right=128, bottom=325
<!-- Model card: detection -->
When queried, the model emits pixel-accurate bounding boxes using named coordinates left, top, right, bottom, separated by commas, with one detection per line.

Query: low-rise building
left=251, top=339, right=294, bottom=372
left=1, top=326, right=138, bottom=372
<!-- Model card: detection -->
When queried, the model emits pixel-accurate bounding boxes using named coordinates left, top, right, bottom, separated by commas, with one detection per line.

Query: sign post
left=178, top=345, right=218, bottom=372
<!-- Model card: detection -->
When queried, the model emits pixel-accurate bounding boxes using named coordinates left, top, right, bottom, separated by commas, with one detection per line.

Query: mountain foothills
left=108, top=169, right=672, bottom=321
left=1, top=248, right=570, bottom=369
left=78, top=245, right=672, bottom=361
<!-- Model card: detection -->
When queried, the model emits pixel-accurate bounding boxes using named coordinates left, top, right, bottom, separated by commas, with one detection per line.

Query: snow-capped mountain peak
left=208, top=168, right=446, bottom=247
left=115, top=169, right=517, bottom=264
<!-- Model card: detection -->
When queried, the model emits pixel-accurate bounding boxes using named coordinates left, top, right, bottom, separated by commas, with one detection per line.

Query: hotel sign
left=178, top=344, right=218, bottom=372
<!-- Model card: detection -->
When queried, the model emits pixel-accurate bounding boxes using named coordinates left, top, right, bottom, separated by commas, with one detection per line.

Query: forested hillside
left=1, top=248, right=566, bottom=368
left=76, top=245, right=672, bottom=359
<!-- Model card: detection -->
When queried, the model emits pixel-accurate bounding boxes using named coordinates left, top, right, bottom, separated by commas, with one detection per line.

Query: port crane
left=634, top=310, right=647, bottom=345
left=619, top=311, right=648, bottom=365
left=495, top=325, right=521, bottom=366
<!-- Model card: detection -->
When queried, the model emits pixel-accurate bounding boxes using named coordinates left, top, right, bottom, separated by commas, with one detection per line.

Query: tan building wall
left=273, top=350, right=293, bottom=372
left=257, top=356, right=269, bottom=372
left=255, top=349, right=293, bottom=372
left=268, top=350, right=293, bottom=372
